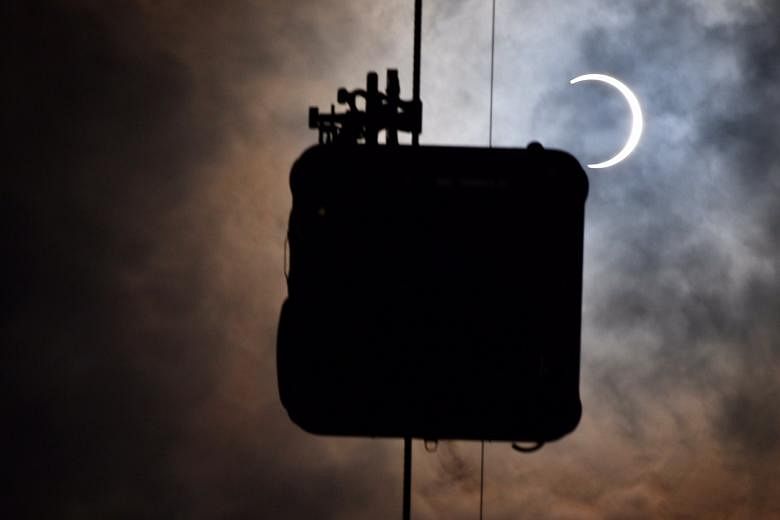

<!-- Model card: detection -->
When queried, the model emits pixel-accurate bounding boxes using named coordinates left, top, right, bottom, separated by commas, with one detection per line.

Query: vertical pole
left=412, top=0, right=422, bottom=146
left=479, top=441, right=485, bottom=520
left=403, top=436, right=412, bottom=520
left=404, top=2, right=421, bottom=517
left=403, top=437, right=412, bottom=520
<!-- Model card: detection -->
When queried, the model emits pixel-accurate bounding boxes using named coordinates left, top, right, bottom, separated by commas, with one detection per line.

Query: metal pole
left=479, top=441, right=485, bottom=519
left=403, top=436, right=412, bottom=520
left=412, top=0, right=422, bottom=146
left=404, top=2, right=421, bottom=517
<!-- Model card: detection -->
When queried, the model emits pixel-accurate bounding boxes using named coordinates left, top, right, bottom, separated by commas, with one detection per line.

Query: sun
left=570, top=73, right=644, bottom=169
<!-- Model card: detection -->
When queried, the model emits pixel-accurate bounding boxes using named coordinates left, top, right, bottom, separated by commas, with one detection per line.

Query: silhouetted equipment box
left=278, top=144, right=589, bottom=442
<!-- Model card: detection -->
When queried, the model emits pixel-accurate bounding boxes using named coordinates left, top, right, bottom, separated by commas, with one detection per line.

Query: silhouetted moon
left=570, top=73, right=644, bottom=169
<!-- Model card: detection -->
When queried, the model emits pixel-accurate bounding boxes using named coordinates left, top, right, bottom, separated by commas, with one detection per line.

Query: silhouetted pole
left=412, top=0, right=422, bottom=146
left=403, top=437, right=412, bottom=520
left=403, top=2, right=421, bottom=519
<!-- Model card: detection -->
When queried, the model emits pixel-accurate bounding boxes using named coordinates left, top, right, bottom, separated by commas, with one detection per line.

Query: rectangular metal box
left=278, top=144, right=588, bottom=442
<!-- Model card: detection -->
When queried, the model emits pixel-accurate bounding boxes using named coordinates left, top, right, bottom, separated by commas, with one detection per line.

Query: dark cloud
left=6, top=1, right=228, bottom=516
left=5, top=1, right=402, bottom=518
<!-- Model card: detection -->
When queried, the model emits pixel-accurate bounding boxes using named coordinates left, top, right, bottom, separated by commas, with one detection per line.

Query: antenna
left=306, top=5, right=422, bottom=147
left=412, top=0, right=422, bottom=146
left=404, top=5, right=422, bottom=520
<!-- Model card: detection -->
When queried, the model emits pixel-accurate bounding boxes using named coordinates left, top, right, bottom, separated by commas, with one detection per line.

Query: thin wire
left=488, top=0, right=496, bottom=147
left=479, top=441, right=485, bottom=520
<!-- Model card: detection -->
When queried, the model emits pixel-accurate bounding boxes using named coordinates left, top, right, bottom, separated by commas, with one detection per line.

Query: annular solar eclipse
left=570, top=73, right=644, bottom=169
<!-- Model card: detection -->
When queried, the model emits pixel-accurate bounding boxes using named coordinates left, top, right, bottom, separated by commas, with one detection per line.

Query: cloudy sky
left=6, top=0, right=780, bottom=517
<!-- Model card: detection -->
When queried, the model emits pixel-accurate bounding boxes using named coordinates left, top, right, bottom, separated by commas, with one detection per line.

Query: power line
left=488, top=0, right=496, bottom=147
left=483, top=2, right=497, bottom=516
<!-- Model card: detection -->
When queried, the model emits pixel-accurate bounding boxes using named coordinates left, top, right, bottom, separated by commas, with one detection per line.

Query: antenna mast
left=403, top=1, right=422, bottom=516
left=306, top=3, right=422, bottom=146
left=404, top=0, right=422, bottom=515
left=412, top=0, right=422, bottom=146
